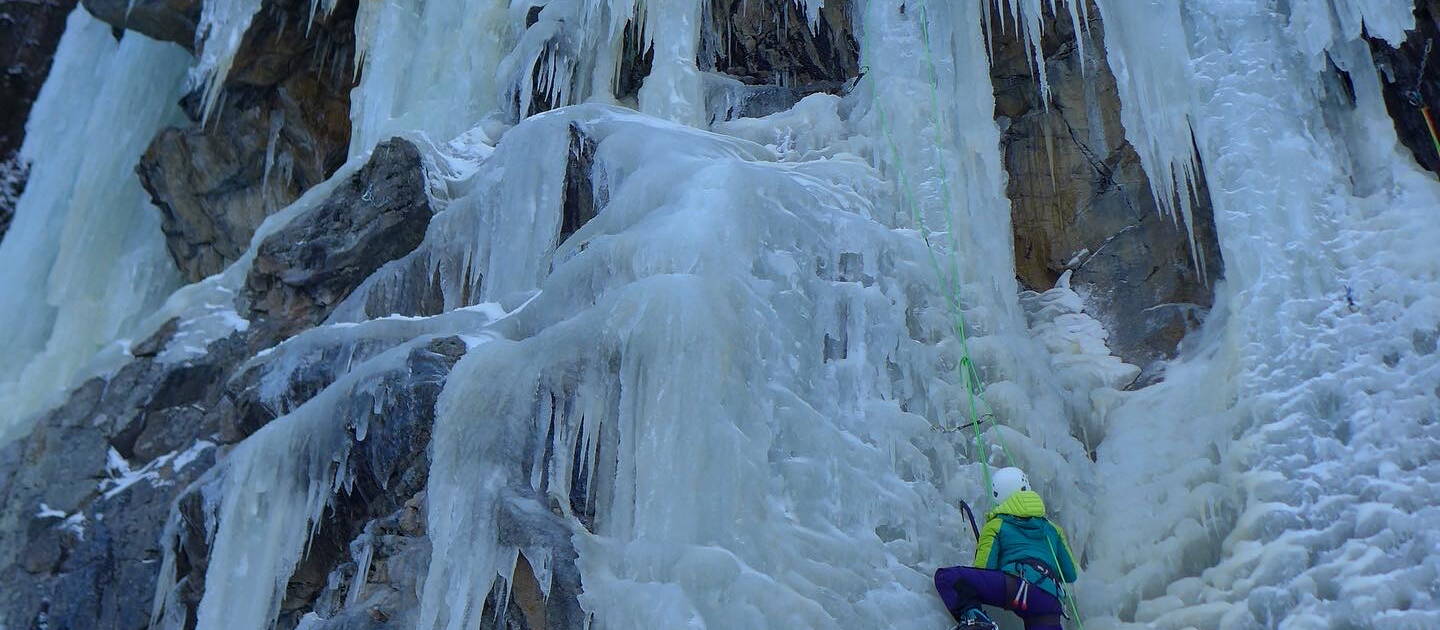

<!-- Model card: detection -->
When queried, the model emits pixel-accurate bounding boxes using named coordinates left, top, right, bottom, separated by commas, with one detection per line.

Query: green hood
left=988, top=490, right=1046, bottom=519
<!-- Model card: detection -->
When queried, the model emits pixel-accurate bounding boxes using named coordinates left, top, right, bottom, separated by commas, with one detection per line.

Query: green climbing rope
left=1048, top=533, right=1087, bottom=630
left=861, top=0, right=1019, bottom=485
left=862, top=5, right=1087, bottom=624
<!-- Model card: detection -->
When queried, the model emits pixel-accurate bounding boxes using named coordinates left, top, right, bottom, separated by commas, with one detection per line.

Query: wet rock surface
left=242, top=137, right=433, bottom=345
left=989, top=0, right=1224, bottom=384
left=139, top=0, right=357, bottom=282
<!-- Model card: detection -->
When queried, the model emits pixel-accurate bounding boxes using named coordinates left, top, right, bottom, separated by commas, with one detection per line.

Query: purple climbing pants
left=934, top=566, right=1065, bottom=630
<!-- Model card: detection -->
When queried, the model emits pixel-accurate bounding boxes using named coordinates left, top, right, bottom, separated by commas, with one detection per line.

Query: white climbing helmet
left=992, top=467, right=1030, bottom=503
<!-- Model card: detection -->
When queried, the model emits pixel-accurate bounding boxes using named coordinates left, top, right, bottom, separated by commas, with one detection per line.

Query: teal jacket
left=972, top=490, right=1078, bottom=600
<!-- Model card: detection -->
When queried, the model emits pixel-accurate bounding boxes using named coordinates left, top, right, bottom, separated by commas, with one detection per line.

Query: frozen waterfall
left=0, top=10, right=190, bottom=445
left=2, top=0, right=1438, bottom=629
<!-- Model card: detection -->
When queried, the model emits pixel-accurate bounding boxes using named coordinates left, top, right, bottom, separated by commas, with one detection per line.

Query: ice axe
left=959, top=500, right=980, bottom=541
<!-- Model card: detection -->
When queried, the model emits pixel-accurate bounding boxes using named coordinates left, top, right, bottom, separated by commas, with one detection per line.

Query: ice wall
left=148, top=2, right=1116, bottom=630
left=7, top=0, right=1439, bottom=628
left=415, top=107, right=966, bottom=630
left=0, top=8, right=190, bottom=444
left=357, top=0, right=1440, bottom=624
left=1078, top=1, right=1440, bottom=627
left=349, top=0, right=511, bottom=153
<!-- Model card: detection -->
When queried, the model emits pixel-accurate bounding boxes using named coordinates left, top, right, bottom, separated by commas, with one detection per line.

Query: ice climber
left=934, top=467, right=1079, bottom=630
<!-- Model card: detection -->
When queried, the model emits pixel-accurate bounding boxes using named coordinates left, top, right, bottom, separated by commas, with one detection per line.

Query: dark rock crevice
left=0, top=0, right=80, bottom=241
left=616, top=16, right=655, bottom=104
left=559, top=122, right=599, bottom=246
left=1369, top=0, right=1440, bottom=177
left=699, top=0, right=859, bottom=121
left=700, top=0, right=858, bottom=93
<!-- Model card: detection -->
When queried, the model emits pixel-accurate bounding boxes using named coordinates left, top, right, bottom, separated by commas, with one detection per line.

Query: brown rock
left=512, top=552, right=549, bottom=629
left=991, top=0, right=1223, bottom=383
left=129, top=317, right=180, bottom=358
left=138, top=0, right=357, bottom=282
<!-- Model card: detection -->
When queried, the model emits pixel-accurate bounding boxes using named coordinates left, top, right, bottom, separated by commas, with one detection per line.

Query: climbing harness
left=1010, top=578, right=1032, bottom=612
left=1017, top=559, right=1060, bottom=596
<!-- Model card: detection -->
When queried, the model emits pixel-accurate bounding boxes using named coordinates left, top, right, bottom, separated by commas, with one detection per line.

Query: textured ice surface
left=350, top=0, right=511, bottom=154
left=1078, top=1, right=1440, bottom=627
left=414, top=105, right=974, bottom=630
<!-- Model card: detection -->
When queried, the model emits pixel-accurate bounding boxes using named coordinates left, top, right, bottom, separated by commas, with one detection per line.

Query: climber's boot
left=952, top=607, right=999, bottom=630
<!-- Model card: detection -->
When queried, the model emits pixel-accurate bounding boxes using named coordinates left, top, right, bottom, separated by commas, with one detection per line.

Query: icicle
left=1066, top=0, right=1086, bottom=76
left=349, top=0, right=511, bottom=155
left=1087, top=0, right=1202, bottom=258
left=345, top=525, right=376, bottom=608
left=261, top=110, right=284, bottom=207
left=636, top=0, right=706, bottom=126
left=173, top=330, right=481, bottom=630
left=194, top=0, right=265, bottom=122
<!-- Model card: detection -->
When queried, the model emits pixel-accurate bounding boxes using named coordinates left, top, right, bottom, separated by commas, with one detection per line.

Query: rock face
left=0, top=0, right=81, bottom=241
left=1370, top=0, right=1440, bottom=176
left=81, top=0, right=198, bottom=49
left=0, top=125, right=437, bottom=628
left=139, top=0, right=357, bottom=282
left=989, top=1, right=1224, bottom=383
left=699, top=0, right=859, bottom=121
left=518, top=0, right=857, bottom=122
left=700, top=0, right=859, bottom=93
left=0, top=323, right=242, bottom=630
left=158, top=336, right=470, bottom=630
left=242, top=137, right=433, bottom=345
